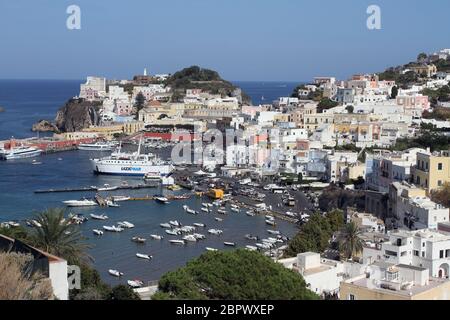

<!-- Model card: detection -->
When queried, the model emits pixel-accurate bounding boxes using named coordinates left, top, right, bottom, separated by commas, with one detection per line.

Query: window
left=422, top=252, right=425, bottom=257
left=414, top=250, right=419, bottom=256
left=349, top=294, right=355, bottom=301
left=438, top=163, right=443, bottom=171
left=440, top=250, right=444, bottom=259
left=438, top=180, right=443, bottom=187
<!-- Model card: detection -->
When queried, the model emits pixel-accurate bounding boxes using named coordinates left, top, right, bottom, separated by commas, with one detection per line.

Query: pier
left=34, top=184, right=158, bottom=194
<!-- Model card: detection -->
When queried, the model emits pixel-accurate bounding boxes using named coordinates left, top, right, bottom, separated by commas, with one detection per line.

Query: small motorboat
left=265, top=219, right=276, bottom=226
left=182, top=235, right=197, bottom=242
left=30, top=220, right=42, bottom=228
left=245, top=245, right=258, bottom=251
left=169, top=240, right=185, bottom=245
left=224, top=242, right=236, bottom=247
left=154, top=195, right=170, bottom=204
left=208, top=229, right=223, bottom=235
left=169, top=220, right=180, bottom=227
left=215, top=217, right=223, bottom=222
left=201, top=208, right=209, bottom=213
left=127, top=280, right=144, bottom=288
left=97, top=184, right=118, bottom=192
left=103, top=225, right=124, bottom=232
left=231, top=207, right=240, bottom=213
left=265, top=215, right=275, bottom=220
left=205, top=247, right=218, bottom=252
left=106, top=200, right=120, bottom=208
left=182, top=205, right=189, bottom=211
left=193, top=233, right=206, bottom=240
left=150, top=234, right=163, bottom=240
left=267, top=230, right=281, bottom=235
left=217, top=209, right=227, bottom=215
left=165, top=229, right=180, bottom=236
left=202, top=203, right=209, bottom=207
left=186, top=208, right=197, bottom=215
left=118, top=221, right=135, bottom=229
left=160, top=223, right=171, bottom=228
left=193, top=223, right=206, bottom=228
left=93, top=229, right=104, bottom=236
left=108, top=269, right=124, bottom=277
left=90, top=214, right=108, bottom=220
left=246, top=211, right=255, bottom=217
left=245, top=234, right=258, bottom=241
left=132, top=236, right=147, bottom=243
left=180, top=226, right=195, bottom=233
left=136, top=253, right=152, bottom=260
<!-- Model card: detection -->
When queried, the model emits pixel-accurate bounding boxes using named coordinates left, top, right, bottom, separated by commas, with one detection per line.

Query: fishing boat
left=90, top=214, right=108, bottom=220
left=150, top=234, right=163, bottom=240
left=103, top=225, right=124, bottom=232
left=117, top=221, right=134, bottom=229
left=93, top=229, right=104, bottom=236
left=63, top=199, right=98, bottom=207
left=193, top=223, right=206, bottom=228
left=136, top=253, right=152, bottom=260
left=169, top=240, right=185, bottom=245
left=108, top=269, right=124, bottom=277
left=205, top=247, right=218, bottom=252
left=131, top=236, right=146, bottom=243
left=160, top=223, right=171, bottom=228
left=224, top=242, right=236, bottom=247
left=127, top=280, right=144, bottom=288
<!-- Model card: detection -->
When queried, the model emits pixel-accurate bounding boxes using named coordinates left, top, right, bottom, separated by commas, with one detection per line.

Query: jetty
left=34, top=184, right=158, bottom=194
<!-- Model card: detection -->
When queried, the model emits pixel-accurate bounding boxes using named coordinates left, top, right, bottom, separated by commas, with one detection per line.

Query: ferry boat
left=63, top=199, right=98, bottom=207
left=0, top=146, right=42, bottom=160
left=78, top=142, right=114, bottom=151
left=91, top=139, right=173, bottom=176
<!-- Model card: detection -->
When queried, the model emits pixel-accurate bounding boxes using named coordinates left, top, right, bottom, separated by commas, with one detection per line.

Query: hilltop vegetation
left=153, top=249, right=318, bottom=300
left=166, top=66, right=252, bottom=105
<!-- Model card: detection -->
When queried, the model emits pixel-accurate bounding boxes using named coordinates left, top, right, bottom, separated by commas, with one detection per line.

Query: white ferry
left=0, top=146, right=42, bottom=160
left=90, top=140, right=172, bottom=177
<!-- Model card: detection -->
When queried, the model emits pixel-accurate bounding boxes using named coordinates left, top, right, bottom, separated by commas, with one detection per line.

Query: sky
left=0, top=0, right=449, bottom=81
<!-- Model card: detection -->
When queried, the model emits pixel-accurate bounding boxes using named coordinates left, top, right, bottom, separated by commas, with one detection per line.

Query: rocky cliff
left=32, top=120, right=60, bottom=133
left=55, top=98, right=102, bottom=132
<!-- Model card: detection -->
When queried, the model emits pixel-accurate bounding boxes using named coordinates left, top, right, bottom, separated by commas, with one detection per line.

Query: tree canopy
left=153, top=249, right=318, bottom=300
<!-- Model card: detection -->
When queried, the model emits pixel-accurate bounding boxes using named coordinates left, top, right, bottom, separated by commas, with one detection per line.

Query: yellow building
left=303, top=113, right=334, bottom=131
left=82, top=124, right=125, bottom=140
left=412, top=151, right=450, bottom=193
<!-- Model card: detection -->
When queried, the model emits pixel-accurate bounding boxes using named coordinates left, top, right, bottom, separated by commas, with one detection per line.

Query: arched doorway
left=438, top=263, right=449, bottom=279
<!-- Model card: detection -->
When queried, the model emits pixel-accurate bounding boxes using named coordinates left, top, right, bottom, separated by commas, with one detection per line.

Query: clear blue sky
left=0, top=0, right=448, bottom=81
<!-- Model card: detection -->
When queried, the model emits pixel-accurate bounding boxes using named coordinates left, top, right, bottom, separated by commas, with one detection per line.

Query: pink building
left=397, top=95, right=430, bottom=111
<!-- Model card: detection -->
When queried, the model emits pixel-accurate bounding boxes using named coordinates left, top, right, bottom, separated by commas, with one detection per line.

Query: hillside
left=165, top=66, right=252, bottom=105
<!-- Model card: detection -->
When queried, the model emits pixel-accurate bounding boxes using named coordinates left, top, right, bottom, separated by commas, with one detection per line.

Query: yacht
left=136, top=253, right=152, bottom=260
left=0, top=146, right=42, bottom=160
left=78, top=142, right=114, bottom=151
left=108, top=269, right=124, bottom=277
left=159, top=223, right=171, bottom=228
left=117, top=221, right=134, bottom=229
left=63, top=199, right=98, bottom=207
left=91, top=139, right=173, bottom=176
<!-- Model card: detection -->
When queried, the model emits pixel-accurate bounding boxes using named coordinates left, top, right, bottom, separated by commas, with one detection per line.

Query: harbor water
left=0, top=80, right=301, bottom=285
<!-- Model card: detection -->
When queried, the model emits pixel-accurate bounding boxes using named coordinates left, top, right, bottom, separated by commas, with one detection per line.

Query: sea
left=0, top=80, right=301, bottom=285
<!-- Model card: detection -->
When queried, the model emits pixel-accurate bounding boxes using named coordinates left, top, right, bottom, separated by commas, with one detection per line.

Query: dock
left=34, top=184, right=158, bottom=194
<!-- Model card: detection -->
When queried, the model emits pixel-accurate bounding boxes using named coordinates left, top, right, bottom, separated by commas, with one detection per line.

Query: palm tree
left=338, top=222, right=364, bottom=260
left=29, top=208, right=92, bottom=265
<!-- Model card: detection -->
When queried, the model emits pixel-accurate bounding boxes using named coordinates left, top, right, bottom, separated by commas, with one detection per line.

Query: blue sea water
left=0, top=80, right=301, bottom=285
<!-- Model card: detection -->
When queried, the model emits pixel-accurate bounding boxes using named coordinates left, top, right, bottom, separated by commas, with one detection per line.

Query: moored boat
left=90, top=214, right=108, bottom=220
left=150, top=234, right=163, bottom=240
left=93, top=229, right=104, bottom=236
left=136, top=253, right=152, bottom=260
left=169, top=239, right=185, bottom=245
left=108, top=269, right=124, bottom=277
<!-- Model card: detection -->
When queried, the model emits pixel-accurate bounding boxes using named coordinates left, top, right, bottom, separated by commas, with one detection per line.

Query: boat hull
left=91, top=160, right=172, bottom=177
